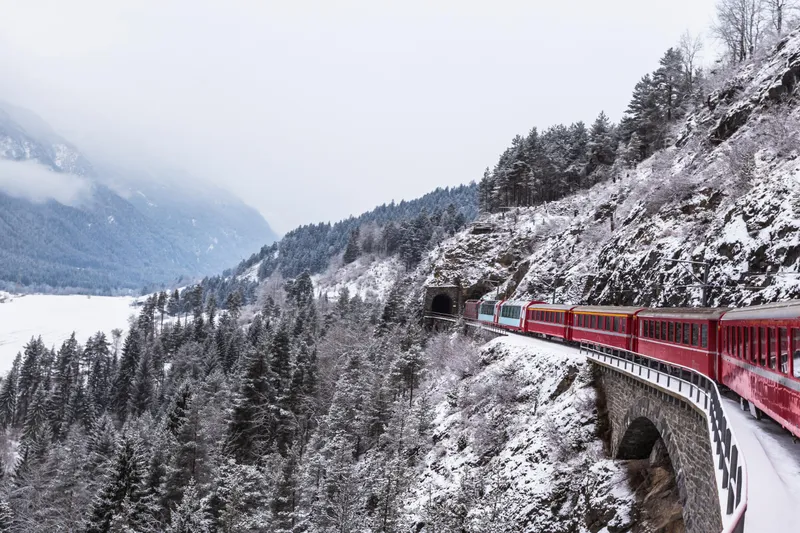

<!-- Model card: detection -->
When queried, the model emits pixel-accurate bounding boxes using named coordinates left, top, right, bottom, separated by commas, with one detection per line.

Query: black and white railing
left=581, top=342, right=747, bottom=533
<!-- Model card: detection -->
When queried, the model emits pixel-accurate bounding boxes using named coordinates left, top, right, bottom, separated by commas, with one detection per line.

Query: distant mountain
left=0, top=101, right=278, bottom=293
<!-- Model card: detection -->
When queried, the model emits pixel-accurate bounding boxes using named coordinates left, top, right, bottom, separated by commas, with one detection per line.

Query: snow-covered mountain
left=414, top=31, right=800, bottom=308
left=0, top=101, right=277, bottom=293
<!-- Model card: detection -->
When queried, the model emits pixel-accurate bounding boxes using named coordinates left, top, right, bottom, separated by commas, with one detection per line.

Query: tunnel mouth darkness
left=431, top=293, right=453, bottom=315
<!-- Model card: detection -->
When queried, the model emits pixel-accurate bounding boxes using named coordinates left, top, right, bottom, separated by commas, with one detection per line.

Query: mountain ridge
left=0, top=101, right=278, bottom=293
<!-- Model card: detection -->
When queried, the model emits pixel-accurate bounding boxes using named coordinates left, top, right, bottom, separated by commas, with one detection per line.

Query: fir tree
left=342, top=228, right=360, bottom=264
left=226, top=348, right=276, bottom=463
left=111, top=332, right=142, bottom=423
left=0, top=354, right=20, bottom=428
left=84, top=435, right=154, bottom=533
left=167, top=479, right=211, bottom=533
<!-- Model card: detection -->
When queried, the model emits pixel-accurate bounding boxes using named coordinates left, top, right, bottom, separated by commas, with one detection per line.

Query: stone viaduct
left=594, top=364, right=724, bottom=533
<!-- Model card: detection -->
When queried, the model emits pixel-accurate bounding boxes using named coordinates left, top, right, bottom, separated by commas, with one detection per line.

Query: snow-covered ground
left=722, top=395, right=800, bottom=532
left=312, top=254, right=402, bottom=301
left=0, top=293, right=137, bottom=374
left=404, top=335, right=636, bottom=532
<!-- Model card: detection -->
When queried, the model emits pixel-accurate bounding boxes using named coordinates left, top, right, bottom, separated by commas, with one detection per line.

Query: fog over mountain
left=0, top=0, right=717, bottom=233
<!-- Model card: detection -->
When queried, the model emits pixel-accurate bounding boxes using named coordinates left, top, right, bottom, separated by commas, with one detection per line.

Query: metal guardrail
left=581, top=342, right=747, bottom=533
left=425, top=312, right=510, bottom=336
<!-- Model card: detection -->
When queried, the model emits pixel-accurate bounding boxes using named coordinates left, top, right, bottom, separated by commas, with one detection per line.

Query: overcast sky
left=0, top=0, right=717, bottom=234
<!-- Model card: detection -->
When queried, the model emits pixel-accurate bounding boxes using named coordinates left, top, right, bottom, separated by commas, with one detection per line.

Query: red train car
left=571, top=306, right=643, bottom=351
left=463, top=300, right=480, bottom=321
left=719, top=301, right=800, bottom=439
left=525, top=303, right=575, bottom=340
left=634, top=308, right=726, bottom=378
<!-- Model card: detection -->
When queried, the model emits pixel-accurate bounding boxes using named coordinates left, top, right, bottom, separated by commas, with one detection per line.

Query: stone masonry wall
left=597, top=368, right=723, bottom=533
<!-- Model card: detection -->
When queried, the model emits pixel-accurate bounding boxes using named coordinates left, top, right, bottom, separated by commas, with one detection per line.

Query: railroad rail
left=425, top=313, right=748, bottom=533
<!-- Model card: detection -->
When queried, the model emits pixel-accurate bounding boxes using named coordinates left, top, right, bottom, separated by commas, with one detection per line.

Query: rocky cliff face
left=417, top=29, right=800, bottom=307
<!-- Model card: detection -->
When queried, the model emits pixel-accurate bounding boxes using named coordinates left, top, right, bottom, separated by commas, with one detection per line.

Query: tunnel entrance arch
left=431, top=293, right=454, bottom=315
left=423, top=285, right=461, bottom=316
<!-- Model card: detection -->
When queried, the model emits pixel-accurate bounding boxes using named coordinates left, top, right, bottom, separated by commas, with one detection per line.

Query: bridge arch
left=615, top=398, right=688, bottom=512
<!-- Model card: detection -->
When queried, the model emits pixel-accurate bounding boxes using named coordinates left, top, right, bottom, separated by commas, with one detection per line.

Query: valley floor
left=0, top=293, right=136, bottom=373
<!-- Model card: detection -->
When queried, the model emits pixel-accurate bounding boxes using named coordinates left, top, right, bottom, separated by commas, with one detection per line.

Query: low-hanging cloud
left=0, top=159, right=93, bottom=206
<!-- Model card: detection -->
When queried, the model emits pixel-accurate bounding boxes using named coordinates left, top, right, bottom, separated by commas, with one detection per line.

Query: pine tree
left=85, top=435, right=155, bottom=533
left=342, top=228, right=360, bottom=264
left=111, top=332, right=141, bottom=423
left=0, top=354, right=20, bottom=428
left=157, top=291, right=168, bottom=333
left=86, top=333, right=113, bottom=417
left=226, top=348, right=276, bottom=463
left=16, top=337, right=45, bottom=427
left=129, top=350, right=154, bottom=417
left=168, top=479, right=211, bottom=533
left=48, top=333, right=80, bottom=440
left=587, top=111, right=617, bottom=173
left=0, top=500, right=11, bottom=532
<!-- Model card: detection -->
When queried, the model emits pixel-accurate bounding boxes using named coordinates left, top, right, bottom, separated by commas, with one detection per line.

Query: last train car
left=463, top=300, right=480, bottom=321
left=719, top=301, right=800, bottom=439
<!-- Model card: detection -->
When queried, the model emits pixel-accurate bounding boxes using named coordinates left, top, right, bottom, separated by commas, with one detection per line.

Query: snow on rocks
left=403, top=336, right=636, bottom=532
left=312, top=254, right=403, bottom=301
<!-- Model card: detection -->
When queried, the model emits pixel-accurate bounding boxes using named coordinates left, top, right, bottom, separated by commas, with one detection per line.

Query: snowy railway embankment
left=403, top=335, right=638, bottom=533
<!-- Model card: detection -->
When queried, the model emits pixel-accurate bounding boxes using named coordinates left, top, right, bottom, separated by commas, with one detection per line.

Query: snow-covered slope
left=312, top=255, right=404, bottom=301
left=402, top=335, right=635, bottom=532
left=416, top=31, right=800, bottom=307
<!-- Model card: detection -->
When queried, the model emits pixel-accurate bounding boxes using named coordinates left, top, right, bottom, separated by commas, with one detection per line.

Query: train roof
left=638, top=307, right=728, bottom=320
left=527, top=303, right=576, bottom=311
left=572, top=305, right=644, bottom=315
left=720, top=300, right=800, bottom=321
left=501, top=300, right=536, bottom=307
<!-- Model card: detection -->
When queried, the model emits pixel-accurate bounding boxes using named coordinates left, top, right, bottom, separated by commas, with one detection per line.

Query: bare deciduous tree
left=712, top=0, right=767, bottom=63
left=679, top=30, right=704, bottom=89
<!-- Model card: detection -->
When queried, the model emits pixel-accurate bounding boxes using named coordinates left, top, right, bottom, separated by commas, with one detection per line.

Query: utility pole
left=662, top=258, right=712, bottom=307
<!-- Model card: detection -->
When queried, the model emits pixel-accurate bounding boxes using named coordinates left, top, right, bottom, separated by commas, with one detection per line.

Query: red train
left=463, top=298, right=800, bottom=439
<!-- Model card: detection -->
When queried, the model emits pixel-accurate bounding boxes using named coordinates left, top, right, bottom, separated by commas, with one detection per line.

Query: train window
left=603, top=316, right=610, bottom=330
left=660, top=321, right=666, bottom=340
left=736, top=327, right=742, bottom=358
left=750, top=327, right=757, bottom=363
left=644, top=321, right=649, bottom=337
left=621, top=320, right=626, bottom=334
left=683, top=323, right=691, bottom=344
left=760, top=327, right=768, bottom=366
left=793, top=329, right=800, bottom=379
left=768, top=329, right=777, bottom=370
left=692, top=324, right=699, bottom=346
left=780, top=328, right=789, bottom=374
left=667, top=322, right=674, bottom=342
left=675, top=323, right=682, bottom=344
left=590, top=315, right=595, bottom=328
left=655, top=321, right=661, bottom=339
left=743, top=328, right=749, bottom=359
left=701, top=325, right=708, bottom=348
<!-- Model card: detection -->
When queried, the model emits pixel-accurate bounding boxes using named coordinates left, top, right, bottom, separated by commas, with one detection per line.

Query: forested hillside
left=0, top=101, right=277, bottom=293
left=185, top=184, right=478, bottom=310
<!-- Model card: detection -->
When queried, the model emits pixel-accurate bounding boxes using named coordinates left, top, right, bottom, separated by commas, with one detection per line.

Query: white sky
left=0, top=0, right=717, bottom=234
